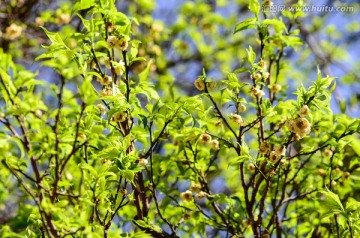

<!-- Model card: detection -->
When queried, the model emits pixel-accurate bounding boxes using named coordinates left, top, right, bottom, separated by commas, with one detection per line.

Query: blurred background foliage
left=1, top=0, right=359, bottom=116
left=0, top=0, right=359, bottom=236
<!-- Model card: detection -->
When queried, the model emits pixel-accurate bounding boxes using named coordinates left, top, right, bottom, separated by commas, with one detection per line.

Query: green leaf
left=133, top=220, right=162, bottom=233
left=202, top=68, right=207, bottom=78
left=131, top=57, right=146, bottom=62
left=241, top=142, right=251, bottom=157
left=88, top=71, right=102, bottom=79
left=40, top=27, right=67, bottom=46
left=72, top=0, right=95, bottom=14
left=9, top=137, right=25, bottom=160
left=320, top=76, right=335, bottom=89
left=234, top=18, right=257, bottom=34
left=0, top=69, right=16, bottom=96
left=138, top=114, right=148, bottom=128
left=233, top=67, right=249, bottom=74
left=79, top=76, right=98, bottom=104
left=246, top=46, right=256, bottom=64
left=249, top=0, right=260, bottom=19
left=81, top=163, right=97, bottom=176
left=262, top=19, right=288, bottom=34
left=76, top=13, right=91, bottom=30
left=95, top=40, right=109, bottom=50
left=120, top=170, right=135, bottom=182
left=318, top=189, right=345, bottom=219
left=139, top=59, right=152, bottom=83
left=229, top=155, right=250, bottom=166
left=345, top=199, right=360, bottom=214
left=329, top=79, right=336, bottom=93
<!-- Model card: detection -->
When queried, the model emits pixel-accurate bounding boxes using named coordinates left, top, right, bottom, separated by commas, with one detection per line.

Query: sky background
left=151, top=0, right=360, bottom=117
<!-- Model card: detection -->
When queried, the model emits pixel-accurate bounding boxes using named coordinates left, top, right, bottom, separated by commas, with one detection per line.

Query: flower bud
left=6, top=23, right=22, bottom=40
left=215, top=121, right=222, bottom=127
left=105, top=58, right=111, bottom=69
left=180, top=190, right=193, bottom=201
left=199, top=133, right=212, bottom=143
left=99, top=159, right=107, bottom=165
left=250, top=87, right=265, bottom=99
left=269, top=151, right=278, bottom=162
left=237, top=103, right=247, bottom=113
left=183, top=213, right=191, bottom=220
left=117, top=37, right=129, bottom=51
left=285, top=121, right=293, bottom=132
left=114, top=111, right=128, bottom=122
left=138, top=158, right=148, bottom=167
left=195, top=191, right=208, bottom=199
left=275, top=146, right=286, bottom=157
left=230, top=114, right=244, bottom=126
left=100, top=88, right=112, bottom=96
left=318, top=169, right=326, bottom=176
left=120, top=188, right=128, bottom=195
left=194, top=78, right=205, bottom=91
left=150, top=64, right=157, bottom=72
left=107, top=35, right=119, bottom=48
left=207, top=80, right=216, bottom=90
left=211, top=140, right=220, bottom=150
left=259, top=141, right=270, bottom=154
left=35, top=109, right=43, bottom=118
left=262, top=72, right=270, bottom=80
left=324, top=149, right=333, bottom=157
left=114, top=60, right=125, bottom=75
left=242, top=219, right=250, bottom=227
left=88, top=60, right=97, bottom=69
left=263, top=0, right=274, bottom=7
left=57, top=13, right=71, bottom=25
left=258, top=59, right=267, bottom=70
left=35, top=17, right=44, bottom=26
left=279, top=159, right=287, bottom=166
left=106, top=22, right=116, bottom=32
left=190, top=184, right=201, bottom=193
left=252, top=72, right=262, bottom=81
left=295, top=118, right=310, bottom=130
left=272, top=84, right=282, bottom=93
left=147, top=183, right=153, bottom=190
left=298, top=105, right=309, bottom=117
left=247, top=163, right=255, bottom=171
left=152, top=22, right=164, bottom=32
left=97, top=104, right=106, bottom=114
left=286, top=118, right=311, bottom=138
left=100, top=75, right=112, bottom=86
left=343, top=172, right=350, bottom=179
left=269, top=170, right=276, bottom=177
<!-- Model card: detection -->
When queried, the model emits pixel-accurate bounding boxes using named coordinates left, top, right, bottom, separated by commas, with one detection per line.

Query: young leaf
left=318, top=190, right=345, bottom=219
left=249, top=0, right=260, bottom=19
left=262, top=19, right=288, bottom=34
left=234, top=18, right=257, bottom=34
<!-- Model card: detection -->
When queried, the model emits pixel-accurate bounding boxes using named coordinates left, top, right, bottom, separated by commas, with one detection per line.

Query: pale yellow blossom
left=211, top=140, right=220, bottom=150
left=230, top=114, right=244, bottom=126
left=194, top=78, right=205, bottom=91
left=180, top=190, right=193, bottom=201
left=199, top=133, right=212, bottom=143
left=6, top=23, right=22, bottom=40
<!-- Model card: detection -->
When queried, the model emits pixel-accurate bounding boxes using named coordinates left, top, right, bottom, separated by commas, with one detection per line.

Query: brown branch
left=204, top=85, right=238, bottom=139
left=281, top=190, right=317, bottom=204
